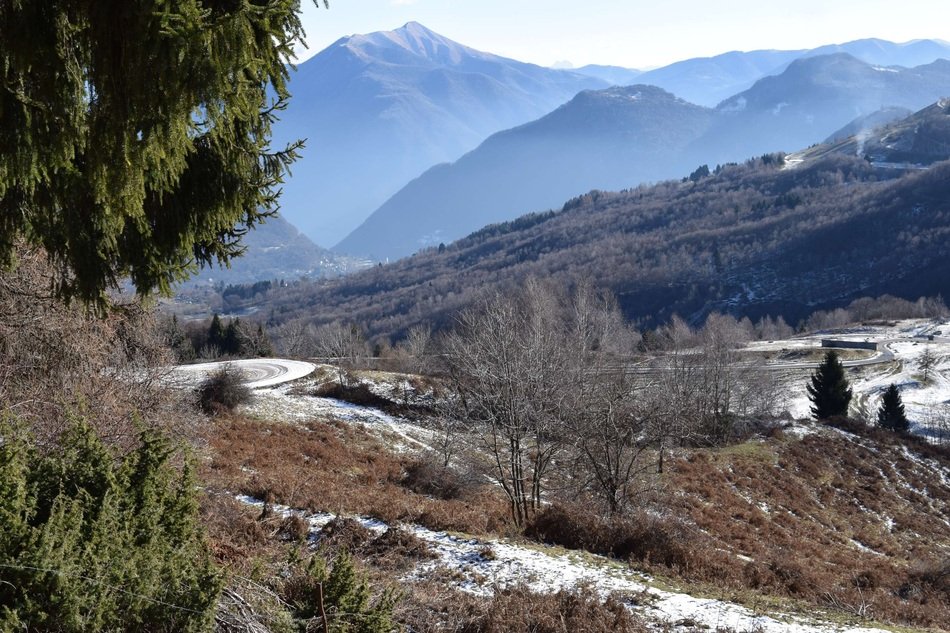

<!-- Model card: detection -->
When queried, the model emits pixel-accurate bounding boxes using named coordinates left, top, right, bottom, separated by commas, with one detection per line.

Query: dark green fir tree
left=0, top=0, right=326, bottom=306
left=208, top=314, right=225, bottom=353
left=877, top=383, right=910, bottom=432
left=807, top=350, right=853, bottom=420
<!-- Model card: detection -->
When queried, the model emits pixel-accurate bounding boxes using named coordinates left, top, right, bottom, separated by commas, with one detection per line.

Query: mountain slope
left=635, top=48, right=805, bottom=107
left=335, top=85, right=713, bottom=260
left=794, top=99, right=950, bottom=166
left=633, top=38, right=950, bottom=107
left=804, top=37, right=950, bottom=69
left=263, top=132, right=950, bottom=339
left=698, top=54, right=950, bottom=162
left=824, top=106, right=913, bottom=143
left=337, top=55, right=950, bottom=261
left=179, top=215, right=365, bottom=287
left=573, top=63, right=643, bottom=86
left=271, top=22, right=606, bottom=245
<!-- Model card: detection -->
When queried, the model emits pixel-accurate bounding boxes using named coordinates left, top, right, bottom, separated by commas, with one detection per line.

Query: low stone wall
left=820, top=339, right=878, bottom=351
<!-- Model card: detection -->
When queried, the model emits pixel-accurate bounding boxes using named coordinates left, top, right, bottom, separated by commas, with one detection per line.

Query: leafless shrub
left=361, top=528, right=435, bottom=571
left=524, top=503, right=696, bottom=570
left=277, top=514, right=311, bottom=543
left=0, top=244, right=196, bottom=451
left=401, top=457, right=468, bottom=500
left=903, top=558, right=950, bottom=600
left=455, top=585, right=647, bottom=633
left=316, top=517, right=373, bottom=554
left=197, top=364, right=252, bottom=414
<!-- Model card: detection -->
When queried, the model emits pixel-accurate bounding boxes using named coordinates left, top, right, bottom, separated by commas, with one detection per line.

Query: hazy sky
left=295, top=0, right=948, bottom=69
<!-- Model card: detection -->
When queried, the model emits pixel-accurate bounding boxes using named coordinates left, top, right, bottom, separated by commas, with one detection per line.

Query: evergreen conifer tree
left=0, top=418, right=220, bottom=630
left=0, top=0, right=326, bottom=305
left=807, top=350, right=853, bottom=420
left=223, top=319, right=241, bottom=356
left=877, top=383, right=910, bottom=432
left=207, top=314, right=225, bottom=354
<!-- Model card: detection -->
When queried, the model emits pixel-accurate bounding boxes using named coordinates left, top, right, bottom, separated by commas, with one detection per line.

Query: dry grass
left=396, top=582, right=648, bottom=633
left=515, top=424, right=949, bottom=630
left=201, top=487, right=644, bottom=633
left=664, top=426, right=950, bottom=629
left=202, top=413, right=510, bottom=536
left=199, top=407, right=949, bottom=630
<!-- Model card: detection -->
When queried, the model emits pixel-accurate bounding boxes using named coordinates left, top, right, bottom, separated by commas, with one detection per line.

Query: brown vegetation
left=663, top=428, right=950, bottom=628
left=0, top=245, right=196, bottom=451
left=389, top=578, right=649, bottom=633
left=203, top=414, right=509, bottom=536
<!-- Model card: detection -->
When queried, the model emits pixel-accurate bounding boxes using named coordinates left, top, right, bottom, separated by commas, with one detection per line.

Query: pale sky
left=295, top=0, right=948, bottom=69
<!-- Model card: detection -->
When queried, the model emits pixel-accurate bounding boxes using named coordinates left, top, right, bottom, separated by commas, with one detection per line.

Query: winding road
left=168, top=358, right=316, bottom=389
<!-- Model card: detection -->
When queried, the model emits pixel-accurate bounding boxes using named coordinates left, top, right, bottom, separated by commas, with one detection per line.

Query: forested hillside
left=251, top=152, right=950, bottom=339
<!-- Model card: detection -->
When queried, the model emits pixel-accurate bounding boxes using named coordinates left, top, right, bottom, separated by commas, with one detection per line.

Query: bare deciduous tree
left=570, top=371, right=659, bottom=517
left=444, top=280, right=583, bottom=526
left=919, top=345, right=937, bottom=384
left=313, top=321, right=368, bottom=386
left=0, top=245, right=196, bottom=450
left=396, top=324, right=434, bottom=375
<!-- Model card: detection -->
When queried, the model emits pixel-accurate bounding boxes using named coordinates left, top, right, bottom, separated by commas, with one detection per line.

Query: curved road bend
left=168, top=358, right=316, bottom=389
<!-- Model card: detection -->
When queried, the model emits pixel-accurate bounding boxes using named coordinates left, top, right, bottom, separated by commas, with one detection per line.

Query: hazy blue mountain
left=335, top=86, right=713, bottom=260
left=271, top=22, right=606, bottom=246
left=795, top=99, right=950, bottom=166
left=573, top=64, right=643, bottom=86
left=803, top=38, right=950, bottom=69
left=337, top=55, right=950, bottom=261
left=625, top=38, right=950, bottom=107
left=824, top=106, right=913, bottom=143
left=636, top=49, right=805, bottom=106
left=699, top=54, right=950, bottom=162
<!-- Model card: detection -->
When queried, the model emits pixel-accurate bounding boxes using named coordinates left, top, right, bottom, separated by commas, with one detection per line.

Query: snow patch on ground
left=168, top=358, right=316, bottom=388
left=233, top=495, right=889, bottom=633
left=241, top=379, right=437, bottom=453
left=752, top=318, right=950, bottom=439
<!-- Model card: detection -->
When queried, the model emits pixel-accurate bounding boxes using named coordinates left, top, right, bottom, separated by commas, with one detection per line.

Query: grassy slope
left=200, top=400, right=949, bottom=631
left=668, top=423, right=949, bottom=629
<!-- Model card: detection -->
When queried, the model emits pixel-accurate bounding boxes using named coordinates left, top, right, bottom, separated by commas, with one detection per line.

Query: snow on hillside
left=221, top=319, right=950, bottom=632
left=234, top=494, right=889, bottom=633
left=243, top=375, right=437, bottom=453
left=752, top=318, right=950, bottom=437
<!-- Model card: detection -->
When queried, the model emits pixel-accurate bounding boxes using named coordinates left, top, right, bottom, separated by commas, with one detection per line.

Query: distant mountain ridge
left=336, top=54, right=950, bottom=261
left=334, top=85, right=712, bottom=259
left=572, top=38, right=950, bottom=107
left=269, top=27, right=950, bottom=256
left=696, top=55, right=950, bottom=162
left=271, top=22, right=607, bottom=245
